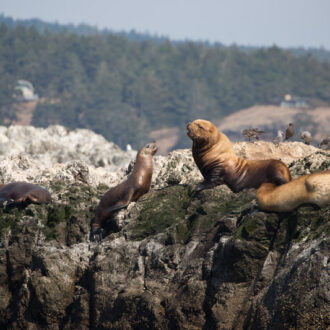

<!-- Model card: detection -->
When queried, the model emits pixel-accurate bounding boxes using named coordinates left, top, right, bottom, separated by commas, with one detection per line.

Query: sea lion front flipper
left=91, top=202, right=131, bottom=242
left=0, top=197, right=10, bottom=206
left=196, top=180, right=218, bottom=192
left=90, top=227, right=104, bottom=242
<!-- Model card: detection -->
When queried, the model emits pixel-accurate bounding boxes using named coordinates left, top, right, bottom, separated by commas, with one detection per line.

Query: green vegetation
left=127, top=186, right=256, bottom=242
left=0, top=181, right=100, bottom=243
left=1, top=20, right=330, bottom=149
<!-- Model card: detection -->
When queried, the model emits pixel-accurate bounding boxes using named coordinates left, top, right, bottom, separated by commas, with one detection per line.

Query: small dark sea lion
left=187, top=119, right=291, bottom=192
left=91, top=142, right=158, bottom=242
left=0, top=182, right=52, bottom=206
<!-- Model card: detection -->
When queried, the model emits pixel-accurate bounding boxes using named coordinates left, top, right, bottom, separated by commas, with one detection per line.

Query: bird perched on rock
left=300, top=131, right=312, bottom=145
left=285, top=123, right=294, bottom=140
left=319, top=137, right=330, bottom=150
left=242, top=128, right=265, bottom=141
left=273, top=130, right=284, bottom=146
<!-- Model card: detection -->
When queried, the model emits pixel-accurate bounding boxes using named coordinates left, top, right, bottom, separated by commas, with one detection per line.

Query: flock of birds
left=242, top=123, right=330, bottom=149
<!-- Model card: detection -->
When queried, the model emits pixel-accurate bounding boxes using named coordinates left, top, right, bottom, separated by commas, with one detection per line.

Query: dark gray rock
left=0, top=150, right=329, bottom=329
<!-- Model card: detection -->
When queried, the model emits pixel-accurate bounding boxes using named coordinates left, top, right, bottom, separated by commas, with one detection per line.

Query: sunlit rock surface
left=0, top=126, right=329, bottom=329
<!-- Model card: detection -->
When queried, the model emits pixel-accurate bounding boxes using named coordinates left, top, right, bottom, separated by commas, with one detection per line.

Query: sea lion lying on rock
left=187, top=119, right=291, bottom=192
left=256, top=170, right=330, bottom=212
left=0, top=182, right=52, bottom=206
left=91, top=142, right=158, bottom=242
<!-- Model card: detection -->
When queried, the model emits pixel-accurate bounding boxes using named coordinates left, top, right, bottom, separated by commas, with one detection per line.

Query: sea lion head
left=139, top=141, right=158, bottom=156
left=186, top=119, right=219, bottom=146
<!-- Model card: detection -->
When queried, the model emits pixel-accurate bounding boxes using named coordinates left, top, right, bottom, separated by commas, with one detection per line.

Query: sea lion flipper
left=97, top=202, right=131, bottom=225
left=90, top=227, right=104, bottom=243
left=104, top=202, right=130, bottom=214
left=0, top=197, right=9, bottom=206
left=196, top=180, right=218, bottom=192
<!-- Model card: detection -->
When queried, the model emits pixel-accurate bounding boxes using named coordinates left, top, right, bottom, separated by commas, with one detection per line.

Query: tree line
left=0, top=22, right=330, bottom=149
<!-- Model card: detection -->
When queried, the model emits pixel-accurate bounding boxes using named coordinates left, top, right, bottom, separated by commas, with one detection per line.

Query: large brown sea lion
left=0, top=182, right=52, bottom=205
left=91, top=142, right=158, bottom=242
left=187, top=119, right=291, bottom=192
left=256, top=170, right=330, bottom=212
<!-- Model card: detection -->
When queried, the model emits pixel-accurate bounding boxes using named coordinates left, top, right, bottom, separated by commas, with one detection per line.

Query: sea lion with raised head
left=187, top=119, right=291, bottom=192
left=256, top=170, right=330, bottom=212
left=0, top=182, right=52, bottom=206
left=91, top=142, right=158, bottom=241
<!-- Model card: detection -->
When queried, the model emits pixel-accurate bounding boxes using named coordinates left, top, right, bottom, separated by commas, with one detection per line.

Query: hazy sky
left=1, top=0, right=330, bottom=49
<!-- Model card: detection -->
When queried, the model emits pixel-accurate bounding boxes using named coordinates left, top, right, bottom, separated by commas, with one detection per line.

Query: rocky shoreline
left=0, top=125, right=329, bottom=329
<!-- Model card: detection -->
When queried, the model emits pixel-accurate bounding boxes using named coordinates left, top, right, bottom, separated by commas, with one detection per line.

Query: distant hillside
left=1, top=20, right=330, bottom=150
left=216, top=105, right=330, bottom=142
left=150, top=106, right=330, bottom=154
left=1, top=14, right=330, bottom=62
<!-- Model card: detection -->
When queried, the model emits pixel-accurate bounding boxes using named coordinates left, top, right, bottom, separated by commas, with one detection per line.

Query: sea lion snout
left=186, top=123, right=194, bottom=139
left=146, top=141, right=158, bottom=155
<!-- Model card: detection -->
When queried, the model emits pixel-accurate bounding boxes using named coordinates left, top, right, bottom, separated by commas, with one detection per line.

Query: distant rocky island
left=0, top=125, right=329, bottom=329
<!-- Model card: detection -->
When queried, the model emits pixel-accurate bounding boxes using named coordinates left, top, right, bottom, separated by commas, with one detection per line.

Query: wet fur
left=187, top=119, right=291, bottom=192
left=257, top=170, right=330, bottom=212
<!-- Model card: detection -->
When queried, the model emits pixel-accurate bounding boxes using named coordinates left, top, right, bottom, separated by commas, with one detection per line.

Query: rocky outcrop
left=0, top=130, right=329, bottom=329
left=0, top=125, right=136, bottom=170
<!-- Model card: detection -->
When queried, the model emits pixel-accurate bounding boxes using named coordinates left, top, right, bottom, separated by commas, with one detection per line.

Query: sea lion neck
left=192, top=130, right=220, bottom=151
left=133, top=152, right=153, bottom=173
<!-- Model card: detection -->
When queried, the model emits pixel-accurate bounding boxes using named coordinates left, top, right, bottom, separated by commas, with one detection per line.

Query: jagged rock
left=0, top=125, right=136, bottom=170
left=233, top=140, right=325, bottom=164
left=0, top=127, right=329, bottom=329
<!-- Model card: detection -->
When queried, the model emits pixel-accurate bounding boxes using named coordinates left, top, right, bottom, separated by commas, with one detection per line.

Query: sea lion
left=0, top=182, right=52, bottom=206
left=256, top=170, right=330, bottom=212
left=91, top=142, right=158, bottom=242
left=187, top=119, right=291, bottom=192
